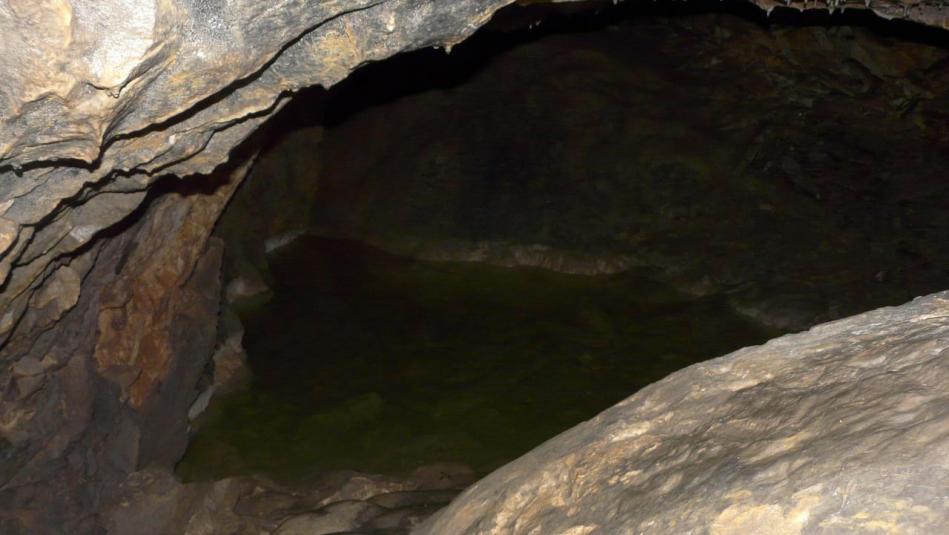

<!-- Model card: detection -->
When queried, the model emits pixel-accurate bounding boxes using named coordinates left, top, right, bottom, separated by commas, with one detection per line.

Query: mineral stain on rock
left=177, top=236, right=775, bottom=483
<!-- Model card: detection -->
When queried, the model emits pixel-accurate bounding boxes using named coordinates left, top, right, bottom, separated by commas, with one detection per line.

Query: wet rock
left=225, top=269, right=272, bottom=307
left=316, top=472, right=421, bottom=507
left=417, top=292, right=949, bottom=534
left=368, top=503, right=445, bottom=531
left=105, top=469, right=197, bottom=535
left=210, top=311, right=251, bottom=393
left=189, top=309, right=251, bottom=423
left=274, top=501, right=386, bottom=535
left=368, top=491, right=460, bottom=531
left=407, top=462, right=478, bottom=491
left=305, top=232, right=643, bottom=276
left=103, top=466, right=464, bottom=535
left=369, top=489, right=460, bottom=509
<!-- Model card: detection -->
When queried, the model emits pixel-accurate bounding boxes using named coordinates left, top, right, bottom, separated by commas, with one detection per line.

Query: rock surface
left=416, top=291, right=949, bottom=534
left=263, top=8, right=949, bottom=331
left=0, top=162, right=244, bottom=533
left=0, top=1, right=525, bottom=531
left=104, top=463, right=474, bottom=535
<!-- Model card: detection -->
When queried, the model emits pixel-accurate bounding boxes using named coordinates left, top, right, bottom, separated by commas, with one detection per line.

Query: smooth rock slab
left=417, top=292, right=949, bottom=534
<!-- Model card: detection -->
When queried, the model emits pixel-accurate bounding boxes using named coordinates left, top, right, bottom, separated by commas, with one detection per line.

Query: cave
left=1, top=1, right=947, bottom=534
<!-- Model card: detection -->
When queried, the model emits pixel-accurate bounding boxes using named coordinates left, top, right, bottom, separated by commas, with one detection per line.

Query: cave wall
left=0, top=0, right=947, bottom=532
left=0, top=1, right=517, bottom=530
left=0, top=167, right=236, bottom=532
left=265, top=10, right=949, bottom=332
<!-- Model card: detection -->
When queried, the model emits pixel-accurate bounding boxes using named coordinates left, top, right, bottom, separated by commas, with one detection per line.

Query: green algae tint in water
left=178, top=237, right=775, bottom=483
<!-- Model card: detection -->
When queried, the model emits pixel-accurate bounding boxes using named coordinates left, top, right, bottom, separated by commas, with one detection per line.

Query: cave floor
left=177, top=236, right=775, bottom=483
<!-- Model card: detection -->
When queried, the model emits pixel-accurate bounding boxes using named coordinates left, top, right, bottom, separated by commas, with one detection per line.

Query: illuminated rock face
left=0, top=0, right=947, bottom=532
left=418, top=292, right=949, bottom=534
left=0, top=1, right=516, bottom=530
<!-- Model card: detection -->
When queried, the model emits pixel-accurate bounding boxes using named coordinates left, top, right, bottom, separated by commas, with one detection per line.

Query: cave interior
left=180, top=0, right=949, bottom=494
left=2, top=0, right=949, bottom=532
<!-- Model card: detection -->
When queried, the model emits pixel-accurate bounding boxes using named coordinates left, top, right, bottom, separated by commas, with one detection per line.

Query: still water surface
left=177, top=237, right=774, bottom=483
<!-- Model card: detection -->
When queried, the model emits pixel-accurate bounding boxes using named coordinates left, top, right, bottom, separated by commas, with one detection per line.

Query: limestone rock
left=0, top=1, right=525, bottom=531
left=0, top=0, right=519, bottom=358
left=208, top=310, right=251, bottom=394
left=0, top=166, right=241, bottom=533
left=103, top=466, right=468, bottom=535
left=416, top=292, right=949, bottom=534
left=274, top=501, right=386, bottom=535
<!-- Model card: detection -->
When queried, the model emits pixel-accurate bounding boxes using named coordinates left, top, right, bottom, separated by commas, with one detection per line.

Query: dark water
left=177, top=237, right=775, bottom=483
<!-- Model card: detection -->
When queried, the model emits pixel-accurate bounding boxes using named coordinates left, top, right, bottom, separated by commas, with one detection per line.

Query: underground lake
left=177, top=236, right=776, bottom=482
left=157, top=1, right=949, bottom=531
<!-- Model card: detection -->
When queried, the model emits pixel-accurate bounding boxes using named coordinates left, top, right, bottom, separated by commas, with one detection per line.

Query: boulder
left=418, top=292, right=949, bottom=534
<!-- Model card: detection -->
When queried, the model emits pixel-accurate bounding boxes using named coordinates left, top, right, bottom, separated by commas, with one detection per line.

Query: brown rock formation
left=1, top=2, right=522, bottom=530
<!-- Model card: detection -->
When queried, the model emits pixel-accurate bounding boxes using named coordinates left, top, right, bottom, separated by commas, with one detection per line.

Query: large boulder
left=418, top=291, right=949, bottom=534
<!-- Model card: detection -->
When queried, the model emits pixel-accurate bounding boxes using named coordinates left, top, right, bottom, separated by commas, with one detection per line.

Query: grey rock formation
left=417, top=291, right=949, bottom=534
